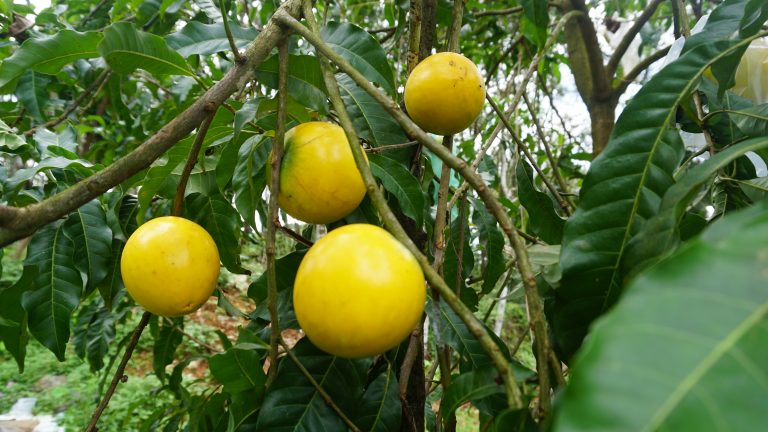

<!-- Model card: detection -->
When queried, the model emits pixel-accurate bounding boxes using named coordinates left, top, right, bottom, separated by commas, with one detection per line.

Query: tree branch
left=85, top=312, right=151, bottom=432
left=173, top=114, right=214, bottom=217
left=265, top=38, right=289, bottom=388
left=605, top=0, right=664, bottom=78
left=220, top=0, right=245, bottom=64
left=0, top=0, right=303, bottom=248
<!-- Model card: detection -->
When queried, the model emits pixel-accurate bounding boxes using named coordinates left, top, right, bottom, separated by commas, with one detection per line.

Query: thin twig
left=24, top=69, right=112, bottom=137
left=165, top=317, right=220, bottom=353
left=85, top=312, right=151, bottom=432
left=605, top=0, right=664, bottom=78
left=291, top=4, right=525, bottom=409
left=265, top=39, right=288, bottom=388
left=474, top=6, right=522, bottom=17
left=221, top=0, right=245, bottom=64
left=80, top=0, right=109, bottom=28
left=615, top=45, right=671, bottom=95
left=278, top=223, right=313, bottom=247
left=280, top=339, right=362, bottom=432
left=172, top=114, right=215, bottom=217
left=522, top=92, right=573, bottom=208
left=364, top=141, right=419, bottom=153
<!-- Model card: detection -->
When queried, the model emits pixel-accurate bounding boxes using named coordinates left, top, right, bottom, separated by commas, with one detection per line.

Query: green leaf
left=256, top=338, right=371, bottom=431
left=369, top=154, right=425, bottom=228
left=185, top=192, right=247, bottom=274
left=21, top=221, right=83, bottom=360
left=153, top=317, right=183, bottom=379
left=209, top=347, right=266, bottom=394
left=232, top=135, right=270, bottom=229
left=515, top=161, right=564, bottom=245
left=731, top=103, right=768, bottom=136
left=136, top=136, right=193, bottom=214
left=625, top=136, right=768, bottom=274
left=553, top=202, right=768, bottom=431
left=0, top=266, right=33, bottom=371
left=321, top=21, right=396, bottom=96
left=195, top=0, right=222, bottom=21
left=337, top=74, right=408, bottom=147
left=34, top=127, right=77, bottom=157
left=520, top=0, right=548, bottom=47
left=99, top=22, right=192, bottom=76
left=552, top=29, right=762, bottom=360
left=248, top=251, right=305, bottom=302
left=353, top=365, right=401, bottom=432
left=0, top=119, right=26, bottom=152
left=233, top=98, right=261, bottom=143
left=16, top=70, right=50, bottom=122
left=441, top=366, right=504, bottom=423
left=63, top=200, right=113, bottom=293
left=0, top=30, right=102, bottom=93
left=72, top=297, right=116, bottom=372
left=443, top=204, right=476, bottom=309
left=255, top=54, right=328, bottom=114
left=3, top=156, right=95, bottom=196
left=436, top=301, right=490, bottom=371
left=166, top=20, right=259, bottom=57
left=472, top=199, right=506, bottom=294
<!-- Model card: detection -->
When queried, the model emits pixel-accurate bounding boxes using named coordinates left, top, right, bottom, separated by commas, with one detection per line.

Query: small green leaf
left=0, top=266, right=33, bottom=371
left=99, top=22, right=192, bottom=76
left=185, top=192, right=246, bottom=274
left=153, top=317, right=183, bottom=379
left=321, top=22, right=396, bottom=95
left=209, top=347, right=266, bottom=394
left=63, top=200, right=113, bottom=293
left=16, top=70, right=50, bottom=122
left=0, top=119, right=26, bottom=152
left=472, top=199, right=506, bottom=294
left=255, top=54, right=328, bottom=114
left=232, top=136, right=270, bottom=229
left=353, top=366, right=401, bottom=432
left=21, top=221, right=84, bottom=360
left=72, top=297, right=116, bottom=372
left=515, top=161, right=564, bottom=245
left=166, top=20, right=259, bottom=57
left=248, top=250, right=306, bottom=302
left=337, top=74, right=408, bottom=148
left=369, top=154, right=426, bottom=228
left=0, top=30, right=102, bottom=93
left=441, top=366, right=504, bottom=423
left=732, top=103, right=768, bottom=136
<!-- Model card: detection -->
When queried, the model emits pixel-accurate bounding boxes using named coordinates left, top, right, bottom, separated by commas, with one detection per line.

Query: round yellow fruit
left=293, top=224, right=426, bottom=358
left=120, top=216, right=220, bottom=317
left=269, top=121, right=367, bottom=224
left=404, top=52, right=485, bottom=135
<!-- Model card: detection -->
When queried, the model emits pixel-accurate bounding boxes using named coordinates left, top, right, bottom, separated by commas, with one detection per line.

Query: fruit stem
left=173, top=113, right=215, bottom=217
left=296, top=0, right=525, bottom=411
left=85, top=311, right=151, bottom=432
left=220, top=0, right=245, bottom=64
left=265, top=38, right=290, bottom=387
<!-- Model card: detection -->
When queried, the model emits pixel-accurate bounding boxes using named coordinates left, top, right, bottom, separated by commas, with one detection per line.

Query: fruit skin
left=269, top=121, right=367, bottom=224
left=293, top=224, right=426, bottom=358
left=120, top=216, right=220, bottom=317
left=404, top=52, right=485, bottom=135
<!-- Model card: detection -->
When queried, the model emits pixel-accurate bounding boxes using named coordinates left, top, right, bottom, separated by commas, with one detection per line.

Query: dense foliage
left=1, top=0, right=767, bottom=431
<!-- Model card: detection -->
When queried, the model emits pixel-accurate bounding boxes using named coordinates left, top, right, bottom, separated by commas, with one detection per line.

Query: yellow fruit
left=293, top=224, right=426, bottom=358
left=704, top=39, right=768, bottom=103
left=120, top=216, right=220, bottom=317
left=404, top=52, right=485, bottom=135
left=269, top=121, right=367, bottom=224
